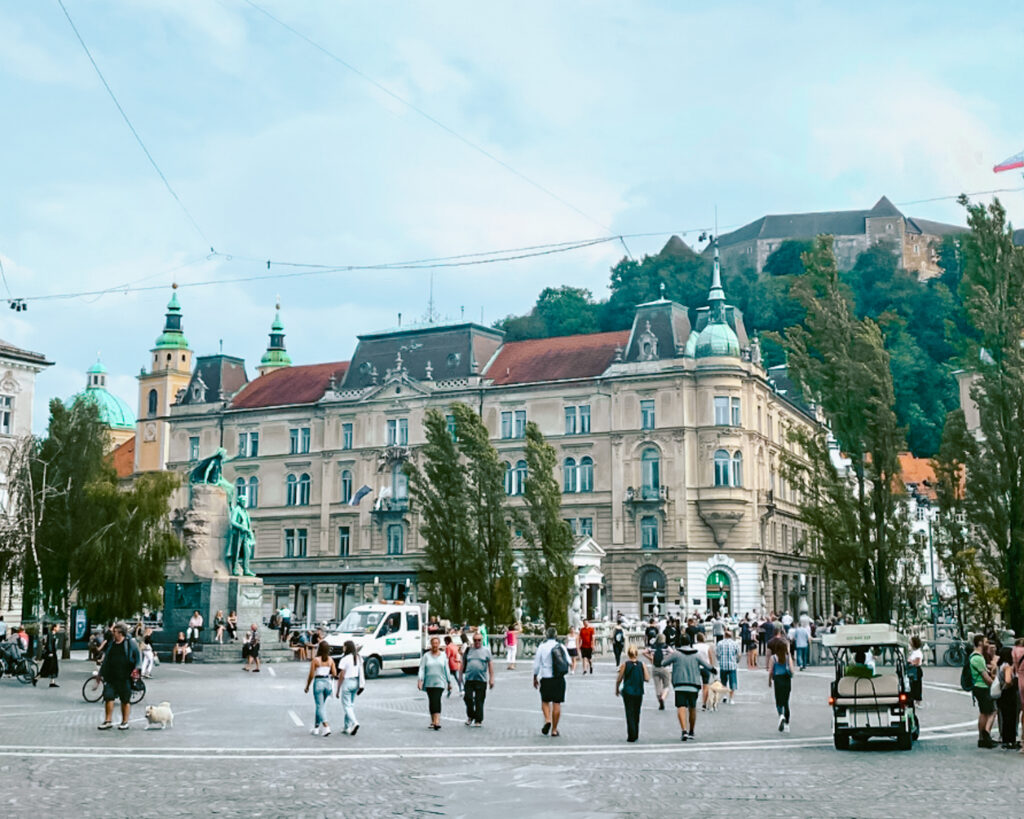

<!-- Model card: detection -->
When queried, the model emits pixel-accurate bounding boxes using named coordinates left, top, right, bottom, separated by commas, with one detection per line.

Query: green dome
left=67, top=386, right=137, bottom=430
left=694, top=322, right=740, bottom=358
left=154, top=290, right=190, bottom=350
left=683, top=331, right=699, bottom=357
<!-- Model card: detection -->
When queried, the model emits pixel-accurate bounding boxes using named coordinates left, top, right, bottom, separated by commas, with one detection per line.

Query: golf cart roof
left=821, top=624, right=909, bottom=649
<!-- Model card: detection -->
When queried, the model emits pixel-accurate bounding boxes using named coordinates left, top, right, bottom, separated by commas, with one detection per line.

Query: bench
left=834, top=673, right=902, bottom=706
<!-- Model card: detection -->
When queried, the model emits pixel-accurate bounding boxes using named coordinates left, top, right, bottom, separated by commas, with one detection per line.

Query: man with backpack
left=965, top=634, right=998, bottom=748
left=533, top=626, right=569, bottom=737
left=612, top=623, right=626, bottom=667
left=642, top=634, right=672, bottom=710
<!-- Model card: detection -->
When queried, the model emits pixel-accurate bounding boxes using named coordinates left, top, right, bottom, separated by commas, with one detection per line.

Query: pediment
left=573, top=536, right=606, bottom=558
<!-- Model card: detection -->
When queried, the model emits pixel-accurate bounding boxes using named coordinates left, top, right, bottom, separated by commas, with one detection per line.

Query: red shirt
left=579, top=626, right=595, bottom=650
left=445, top=642, right=462, bottom=671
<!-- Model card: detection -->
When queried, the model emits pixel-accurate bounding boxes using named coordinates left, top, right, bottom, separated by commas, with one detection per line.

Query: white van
left=324, top=603, right=428, bottom=679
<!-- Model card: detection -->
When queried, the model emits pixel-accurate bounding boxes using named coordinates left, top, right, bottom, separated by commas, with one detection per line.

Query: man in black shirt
left=98, top=622, right=141, bottom=731
left=663, top=619, right=680, bottom=648
left=644, top=618, right=659, bottom=647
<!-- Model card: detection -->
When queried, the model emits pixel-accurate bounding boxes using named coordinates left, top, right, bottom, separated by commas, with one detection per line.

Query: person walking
left=741, top=619, right=756, bottom=669
left=907, top=635, right=925, bottom=705
left=612, top=622, right=626, bottom=667
left=140, top=627, right=156, bottom=678
left=642, top=634, right=672, bottom=711
left=579, top=619, right=595, bottom=675
left=616, top=644, right=649, bottom=742
left=995, top=646, right=1019, bottom=749
left=444, top=635, right=463, bottom=693
left=335, top=640, right=362, bottom=736
left=419, top=636, right=452, bottom=730
left=694, top=633, right=718, bottom=711
left=969, top=634, right=997, bottom=748
left=243, top=623, right=261, bottom=672
left=1013, top=638, right=1024, bottom=755
left=660, top=638, right=713, bottom=741
left=34, top=623, right=61, bottom=688
left=792, top=621, right=811, bottom=670
left=768, top=642, right=795, bottom=733
left=717, top=629, right=740, bottom=704
left=304, top=641, right=337, bottom=737
left=505, top=623, right=519, bottom=670
left=566, top=626, right=579, bottom=674
left=533, top=626, right=568, bottom=737
left=461, top=631, right=494, bottom=726
left=97, top=623, right=141, bottom=731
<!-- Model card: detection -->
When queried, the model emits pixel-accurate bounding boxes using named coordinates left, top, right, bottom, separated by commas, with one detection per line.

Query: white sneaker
left=778, top=715, right=785, bottom=732
left=322, top=727, right=331, bottom=737
left=783, top=722, right=791, bottom=733
left=310, top=727, right=320, bottom=736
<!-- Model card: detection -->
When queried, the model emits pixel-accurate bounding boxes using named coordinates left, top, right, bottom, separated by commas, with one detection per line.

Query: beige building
left=161, top=256, right=825, bottom=624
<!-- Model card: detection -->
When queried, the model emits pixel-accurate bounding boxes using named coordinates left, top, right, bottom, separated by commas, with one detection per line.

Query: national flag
left=349, top=485, right=372, bottom=506
left=993, top=150, right=1024, bottom=174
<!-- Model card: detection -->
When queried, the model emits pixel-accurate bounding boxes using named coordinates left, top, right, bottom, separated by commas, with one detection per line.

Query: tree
left=495, top=286, right=599, bottom=341
left=763, top=239, right=811, bottom=277
left=515, top=422, right=575, bottom=630
left=782, top=236, right=917, bottom=622
left=405, top=409, right=476, bottom=624
left=949, top=196, right=1024, bottom=633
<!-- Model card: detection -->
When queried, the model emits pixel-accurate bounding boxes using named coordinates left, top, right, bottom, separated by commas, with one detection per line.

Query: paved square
left=0, top=656, right=1018, bottom=817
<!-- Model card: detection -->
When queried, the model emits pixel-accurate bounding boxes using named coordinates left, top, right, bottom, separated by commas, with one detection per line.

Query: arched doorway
left=639, top=566, right=667, bottom=618
left=706, top=570, right=732, bottom=616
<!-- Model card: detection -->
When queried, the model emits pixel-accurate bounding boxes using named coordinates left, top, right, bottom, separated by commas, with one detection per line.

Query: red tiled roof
left=110, top=436, right=135, bottom=479
left=230, top=362, right=349, bottom=409
left=484, top=331, right=630, bottom=386
left=898, top=452, right=937, bottom=499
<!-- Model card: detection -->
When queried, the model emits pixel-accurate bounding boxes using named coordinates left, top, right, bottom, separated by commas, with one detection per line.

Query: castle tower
left=134, top=287, right=193, bottom=472
left=256, top=304, right=292, bottom=377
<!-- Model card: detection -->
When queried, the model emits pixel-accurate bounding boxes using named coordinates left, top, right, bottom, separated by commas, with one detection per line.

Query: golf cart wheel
left=18, top=661, right=37, bottom=684
left=896, top=730, right=912, bottom=751
left=833, top=732, right=850, bottom=750
left=82, top=675, right=104, bottom=703
left=363, top=657, right=381, bottom=679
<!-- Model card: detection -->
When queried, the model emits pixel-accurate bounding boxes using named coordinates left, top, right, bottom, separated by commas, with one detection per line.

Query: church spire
left=153, top=285, right=190, bottom=351
left=707, top=238, right=726, bottom=319
left=258, top=301, right=292, bottom=376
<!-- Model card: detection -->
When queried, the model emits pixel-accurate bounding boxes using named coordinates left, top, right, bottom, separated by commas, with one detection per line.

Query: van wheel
left=402, top=667, right=418, bottom=675
left=896, top=730, right=912, bottom=751
left=364, top=657, right=381, bottom=679
left=833, top=733, right=850, bottom=750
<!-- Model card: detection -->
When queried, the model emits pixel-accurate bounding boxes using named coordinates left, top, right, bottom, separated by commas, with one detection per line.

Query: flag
left=349, top=485, right=372, bottom=506
left=994, top=150, right=1024, bottom=174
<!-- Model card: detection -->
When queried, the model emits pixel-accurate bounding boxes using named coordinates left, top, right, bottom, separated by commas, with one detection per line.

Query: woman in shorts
left=566, top=627, right=579, bottom=674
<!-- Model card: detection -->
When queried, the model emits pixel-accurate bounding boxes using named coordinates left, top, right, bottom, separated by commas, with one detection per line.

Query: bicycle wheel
left=944, top=643, right=965, bottom=667
left=18, top=661, right=37, bottom=684
left=130, top=679, right=146, bottom=705
left=82, top=675, right=104, bottom=703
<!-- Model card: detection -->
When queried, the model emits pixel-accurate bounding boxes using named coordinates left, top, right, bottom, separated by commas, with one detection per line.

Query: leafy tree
left=405, top=409, right=476, bottom=624
left=949, top=196, right=1024, bottom=633
left=515, top=422, right=575, bottom=631
left=782, top=236, right=917, bottom=622
left=763, top=239, right=811, bottom=277
left=496, top=286, right=599, bottom=341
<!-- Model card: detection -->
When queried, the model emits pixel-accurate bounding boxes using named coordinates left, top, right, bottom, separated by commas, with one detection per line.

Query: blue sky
left=2, top=0, right=1023, bottom=432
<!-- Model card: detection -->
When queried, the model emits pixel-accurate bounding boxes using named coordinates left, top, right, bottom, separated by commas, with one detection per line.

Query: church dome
left=683, top=330, right=699, bottom=357
left=694, top=321, right=740, bottom=359
left=66, top=359, right=137, bottom=430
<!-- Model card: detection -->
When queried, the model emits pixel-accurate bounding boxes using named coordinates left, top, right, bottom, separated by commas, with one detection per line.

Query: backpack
left=960, top=652, right=974, bottom=692
left=613, top=629, right=625, bottom=645
left=551, top=642, right=569, bottom=677
left=653, top=646, right=664, bottom=667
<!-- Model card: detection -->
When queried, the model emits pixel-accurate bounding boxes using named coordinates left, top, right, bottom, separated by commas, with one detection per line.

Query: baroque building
left=161, top=253, right=825, bottom=624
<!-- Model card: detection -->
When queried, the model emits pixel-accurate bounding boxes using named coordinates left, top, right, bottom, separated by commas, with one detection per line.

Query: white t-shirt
left=908, top=648, right=923, bottom=666
left=339, top=654, right=361, bottom=682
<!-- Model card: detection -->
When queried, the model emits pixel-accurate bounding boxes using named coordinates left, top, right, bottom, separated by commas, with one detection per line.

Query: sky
left=2, top=0, right=1023, bottom=432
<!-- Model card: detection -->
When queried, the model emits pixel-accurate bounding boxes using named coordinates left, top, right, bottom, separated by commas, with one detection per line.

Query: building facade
left=161, top=258, right=825, bottom=625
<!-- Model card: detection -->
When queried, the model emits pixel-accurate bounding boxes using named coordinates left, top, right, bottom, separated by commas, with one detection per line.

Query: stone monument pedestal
left=159, top=484, right=265, bottom=657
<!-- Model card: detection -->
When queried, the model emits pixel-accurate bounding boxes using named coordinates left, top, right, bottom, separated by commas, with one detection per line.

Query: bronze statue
left=190, top=446, right=256, bottom=576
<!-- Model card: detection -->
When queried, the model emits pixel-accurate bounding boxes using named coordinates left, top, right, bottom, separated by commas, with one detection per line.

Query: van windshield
left=337, top=610, right=383, bottom=634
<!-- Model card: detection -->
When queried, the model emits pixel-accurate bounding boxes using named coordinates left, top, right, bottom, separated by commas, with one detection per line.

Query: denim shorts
left=720, top=669, right=737, bottom=690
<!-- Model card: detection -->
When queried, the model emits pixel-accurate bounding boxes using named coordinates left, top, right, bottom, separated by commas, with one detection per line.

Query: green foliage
left=496, top=286, right=599, bottom=341
left=515, top=422, right=575, bottom=631
left=763, top=239, right=811, bottom=277
left=782, top=236, right=917, bottom=622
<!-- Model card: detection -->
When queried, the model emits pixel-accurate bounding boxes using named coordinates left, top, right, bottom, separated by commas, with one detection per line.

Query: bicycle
left=942, top=639, right=968, bottom=667
left=0, top=642, right=38, bottom=684
left=82, top=670, right=146, bottom=704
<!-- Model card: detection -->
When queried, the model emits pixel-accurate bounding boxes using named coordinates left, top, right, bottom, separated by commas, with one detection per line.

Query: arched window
left=503, top=462, right=513, bottom=496
left=392, top=462, right=408, bottom=500
left=641, top=448, right=660, bottom=499
left=514, top=460, right=527, bottom=496
left=714, top=449, right=730, bottom=487
left=298, top=473, right=311, bottom=506
left=579, top=456, right=594, bottom=493
left=147, top=389, right=158, bottom=417
left=248, top=476, right=259, bottom=508
left=731, top=450, right=743, bottom=487
left=286, top=473, right=298, bottom=506
left=563, top=457, right=577, bottom=493
left=340, top=470, right=353, bottom=504
left=235, top=477, right=247, bottom=507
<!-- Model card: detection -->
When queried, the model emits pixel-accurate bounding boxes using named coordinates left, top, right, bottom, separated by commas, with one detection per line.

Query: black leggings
left=998, top=690, right=1019, bottom=744
left=773, top=674, right=792, bottom=723
left=426, top=686, right=443, bottom=715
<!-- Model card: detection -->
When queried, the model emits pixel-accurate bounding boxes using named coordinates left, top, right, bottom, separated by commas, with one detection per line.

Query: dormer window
left=638, top=321, right=658, bottom=361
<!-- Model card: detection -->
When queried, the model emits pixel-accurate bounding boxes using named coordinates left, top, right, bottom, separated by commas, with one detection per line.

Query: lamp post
left=373, top=576, right=380, bottom=603
left=651, top=580, right=660, bottom=617
left=928, top=515, right=938, bottom=639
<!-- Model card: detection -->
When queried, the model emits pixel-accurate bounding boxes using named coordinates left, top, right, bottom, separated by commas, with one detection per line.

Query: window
left=579, top=405, right=591, bottom=433
left=285, top=528, right=308, bottom=558
left=387, top=524, right=404, bottom=555
left=342, top=423, right=353, bottom=450
left=514, top=410, right=526, bottom=438
left=339, top=526, right=350, bottom=557
left=641, top=400, right=655, bottom=430
left=564, top=407, right=577, bottom=436
left=714, top=396, right=730, bottom=426
left=301, top=427, right=310, bottom=453
left=714, top=449, right=730, bottom=487
left=147, top=389, right=157, bottom=418
left=235, top=477, right=247, bottom=506
left=249, top=432, right=259, bottom=457
left=189, top=436, right=200, bottom=461
left=579, top=517, right=593, bottom=537
left=514, top=460, right=527, bottom=495
left=563, top=457, right=577, bottom=493
left=289, top=428, right=299, bottom=454
left=731, top=397, right=741, bottom=427
left=238, top=431, right=259, bottom=458
left=566, top=518, right=579, bottom=535
left=286, top=473, right=298, bottom=506
left=392, top=462, right=408, bottom=500
left=641, top=516, right=658, bottom=549
left=340, top=469, right=353, bottom=504
left=293, top=473, right=309, bottom=506
left=238, top=433, right=248, bottom=457
left=0, top=395, right=10, bottom=434
left=731, top=450, right=743, bottom=487
left=564, top=405, right=591, bottom=435
left=579, top=456, right=594, bottom=493
left=757, top=406, right=762, bottom=433
left=248, top=476, right=259, bottom=508
left=501, top=412, right=513, bottom=439
left=387, top=418, right=408, bottom=446
left=503, top=462, right=513, bottom=496
left=641, top=448, right=660, bottom=498
left=446, top=414, right=457, bottom=442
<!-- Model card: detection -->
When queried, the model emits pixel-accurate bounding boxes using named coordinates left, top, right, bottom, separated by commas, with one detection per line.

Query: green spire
left=259, top=303, right=292, bottom=371
left=695, top=239, right=740, bottom=359
left=154, top=286, right=190, bottom=350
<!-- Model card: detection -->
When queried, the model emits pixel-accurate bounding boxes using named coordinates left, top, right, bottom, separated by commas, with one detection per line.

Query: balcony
left=371, top=495, right=411, bottom=526
left=624, top=485, right=668, bottom=517
left=696, top=486, right=749, bottom=545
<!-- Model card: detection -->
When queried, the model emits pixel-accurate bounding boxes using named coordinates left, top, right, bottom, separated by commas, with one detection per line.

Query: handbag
left=990, top=666, right=1004, bottom=699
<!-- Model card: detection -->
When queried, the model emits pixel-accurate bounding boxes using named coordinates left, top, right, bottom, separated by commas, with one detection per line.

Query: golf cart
left=822, top=624, right=919, bottom=751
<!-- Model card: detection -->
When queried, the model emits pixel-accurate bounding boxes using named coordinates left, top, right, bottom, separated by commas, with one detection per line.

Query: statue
left=189, top=447, right=235, bottom=499
left=227, top=496, right=256, bottom=577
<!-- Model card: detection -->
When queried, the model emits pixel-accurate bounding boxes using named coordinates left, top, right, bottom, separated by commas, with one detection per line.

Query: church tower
left=134, top=287, right=193, bottom=472
left=256, top=304, right=292, bottom=377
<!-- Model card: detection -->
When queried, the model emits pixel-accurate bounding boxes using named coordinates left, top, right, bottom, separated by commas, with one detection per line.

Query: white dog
left=145, top=701, right=174, bottom=729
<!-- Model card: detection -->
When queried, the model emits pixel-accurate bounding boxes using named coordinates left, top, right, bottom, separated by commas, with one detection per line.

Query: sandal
left=551, top=730, right=560, bottom=737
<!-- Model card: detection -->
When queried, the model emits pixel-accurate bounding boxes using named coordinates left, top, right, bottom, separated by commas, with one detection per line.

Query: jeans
left=622, top=694, right=643, bottom=741
left=773, top=674, right=792, bottom=723
left=795, top=645, right=809, bottom=668
left=464, top=679, right=487, bottom=723
left=312, top=677, right=332, bottom=727
left=340, top=677, right=359, bottom=732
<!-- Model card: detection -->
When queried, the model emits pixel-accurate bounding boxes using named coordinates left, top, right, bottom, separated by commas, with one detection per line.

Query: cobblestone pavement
left=0, top=656, right=1018, bottom=817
